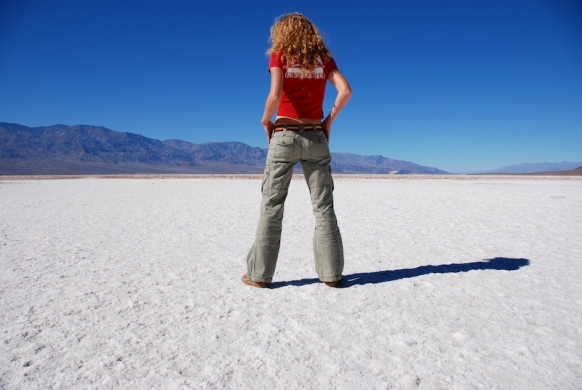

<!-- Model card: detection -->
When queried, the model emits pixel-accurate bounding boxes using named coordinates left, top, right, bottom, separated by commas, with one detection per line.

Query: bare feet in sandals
left=241, top=274, right=268, bottom=288
left=324, top=278, right=342, bottom=287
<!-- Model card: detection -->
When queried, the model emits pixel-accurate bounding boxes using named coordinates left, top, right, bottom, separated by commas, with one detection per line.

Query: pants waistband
left=273, top=124, right=323, bottom=132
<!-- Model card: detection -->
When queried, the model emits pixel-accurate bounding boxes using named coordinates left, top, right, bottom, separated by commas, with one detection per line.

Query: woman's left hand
left=263, top=120, right=274, bottom=144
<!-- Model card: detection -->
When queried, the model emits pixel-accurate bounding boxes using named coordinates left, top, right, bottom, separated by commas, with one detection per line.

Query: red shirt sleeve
left=269, top=51, right=284, bottom=72
left=324, top=56, right=338, bottom=77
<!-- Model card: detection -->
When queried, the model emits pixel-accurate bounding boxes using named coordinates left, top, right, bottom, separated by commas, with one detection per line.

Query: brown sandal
left=324, top=278, right=342, bottom=287
left=242, top=274, right=268, bottom=288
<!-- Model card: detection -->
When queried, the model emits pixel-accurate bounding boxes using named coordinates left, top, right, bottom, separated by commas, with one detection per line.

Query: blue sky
left=1, top=0, right=580, bottom=172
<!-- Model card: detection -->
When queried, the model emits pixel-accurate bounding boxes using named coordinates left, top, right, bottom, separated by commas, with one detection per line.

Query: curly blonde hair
left=267, top=13, right=332, bottom=76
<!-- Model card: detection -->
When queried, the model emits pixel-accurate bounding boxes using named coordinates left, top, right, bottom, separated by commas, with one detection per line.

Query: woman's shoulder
left=270, top=49, right=285, bottom=59
left=270, top=50, right=288, bottom=67
left=322, top=55, right=337, bottom=73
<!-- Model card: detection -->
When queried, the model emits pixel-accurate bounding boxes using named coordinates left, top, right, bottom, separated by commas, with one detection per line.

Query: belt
left=273, top=124, right=323, bottom=132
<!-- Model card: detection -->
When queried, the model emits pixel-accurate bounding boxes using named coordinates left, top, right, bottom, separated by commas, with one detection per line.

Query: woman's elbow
left=269, top=92, right=282, bottom=102
left=341, top=85, right=352, bottom=98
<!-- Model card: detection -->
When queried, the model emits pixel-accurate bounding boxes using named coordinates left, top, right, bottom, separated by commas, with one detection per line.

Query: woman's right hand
left=322, top=117, right=332, bottom=142
left=323, top=69, right=352, bottom=143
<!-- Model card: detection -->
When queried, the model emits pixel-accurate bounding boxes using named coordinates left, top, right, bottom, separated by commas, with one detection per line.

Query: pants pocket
left=261, top=168, right=270, bottom=194
left=274, top=135, right=296, bottom=160
left=309, top=133, right=330, bottom=159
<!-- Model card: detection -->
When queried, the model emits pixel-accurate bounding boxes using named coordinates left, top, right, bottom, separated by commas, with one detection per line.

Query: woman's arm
left=322, top=69, right=352, bottom=141
left=261, top=67, right=284, bottom=144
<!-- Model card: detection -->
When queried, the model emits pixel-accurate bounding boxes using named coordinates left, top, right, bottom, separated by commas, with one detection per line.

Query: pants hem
left=318, top=275, right=343, bottom=282
left=247, top=274, right=273, bottom=283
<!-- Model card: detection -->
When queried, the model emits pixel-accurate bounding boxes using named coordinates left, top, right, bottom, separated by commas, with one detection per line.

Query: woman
left=243, top=13, right=352, bottom=288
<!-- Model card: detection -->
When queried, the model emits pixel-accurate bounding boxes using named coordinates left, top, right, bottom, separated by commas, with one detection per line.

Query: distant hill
left=0, top=122, right=448, bottom=175
left=331, top=152, right=445, bottom=174
left=489, top=162, right=582, bottom=174
left=521, top=167, right=582, bottom=176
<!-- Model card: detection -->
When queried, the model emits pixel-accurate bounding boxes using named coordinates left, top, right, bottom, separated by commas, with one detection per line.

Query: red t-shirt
left=269, top=51, right=338, bottom=119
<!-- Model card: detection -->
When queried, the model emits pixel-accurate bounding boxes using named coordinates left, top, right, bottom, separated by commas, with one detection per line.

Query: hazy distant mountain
left=331, top=152, right=446, bottom=174
left=163, top=139, right=267, bottom=166
left=0, top=123, right=448, bottom=175
left=489, top=162, right=582, bottom=174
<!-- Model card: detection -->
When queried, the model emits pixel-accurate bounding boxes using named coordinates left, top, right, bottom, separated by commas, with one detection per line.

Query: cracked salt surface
left=1, top=177, right=581, bottom=388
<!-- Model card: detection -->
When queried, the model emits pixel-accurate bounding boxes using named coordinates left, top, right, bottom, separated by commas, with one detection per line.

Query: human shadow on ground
left=269, top=257, right=530, bottom=289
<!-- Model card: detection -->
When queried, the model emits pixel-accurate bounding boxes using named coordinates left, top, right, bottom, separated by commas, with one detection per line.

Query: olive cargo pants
left=246, top=128, right=344, bottom=283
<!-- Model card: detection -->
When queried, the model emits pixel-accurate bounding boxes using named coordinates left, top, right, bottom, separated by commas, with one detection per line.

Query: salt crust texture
left=1, top=177, right=581, bottom=389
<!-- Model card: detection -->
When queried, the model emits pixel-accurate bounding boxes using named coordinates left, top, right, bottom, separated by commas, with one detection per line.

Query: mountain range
left=0, top=123, right=448, bottom=175
left=487, top=162, right=582, bottom=174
